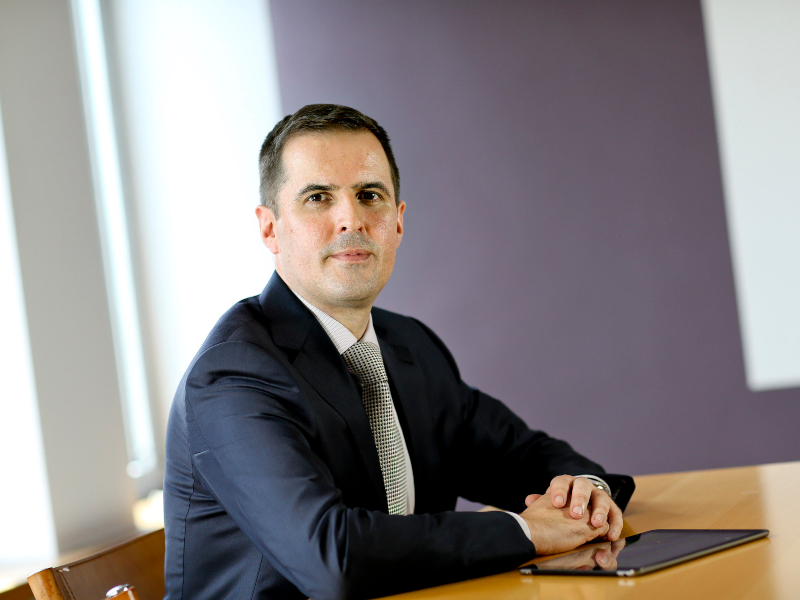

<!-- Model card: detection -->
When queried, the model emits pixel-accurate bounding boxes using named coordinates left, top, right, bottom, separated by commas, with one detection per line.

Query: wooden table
left=383, top=461, right=800, bottom=599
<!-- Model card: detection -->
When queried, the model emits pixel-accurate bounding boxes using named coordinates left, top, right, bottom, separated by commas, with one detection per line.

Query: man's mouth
left=328, top=248, right=372, bottom=263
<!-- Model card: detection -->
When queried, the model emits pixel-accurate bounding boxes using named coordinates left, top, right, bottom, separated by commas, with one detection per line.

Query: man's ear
left=255, top=205, right=279, bottom=254
left=395, top=201, right=406, bottom=248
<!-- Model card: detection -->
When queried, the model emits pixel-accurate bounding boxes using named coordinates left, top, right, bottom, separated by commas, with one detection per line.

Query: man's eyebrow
left=353, top=181, right=392, bottom=196
left=296, top=183, right=337, bottom=199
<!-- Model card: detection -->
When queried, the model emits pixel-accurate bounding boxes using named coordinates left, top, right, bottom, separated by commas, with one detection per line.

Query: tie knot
left=342, top=342, right=387, bottom=384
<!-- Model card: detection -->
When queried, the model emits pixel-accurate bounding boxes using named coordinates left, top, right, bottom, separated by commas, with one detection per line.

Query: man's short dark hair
left=258, top=104, right=400, bottom=216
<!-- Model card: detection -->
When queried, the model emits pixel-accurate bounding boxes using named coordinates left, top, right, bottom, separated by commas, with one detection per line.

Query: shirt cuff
left=576, top=474, right=612, bottom=496
left=504, top=511, right=531, bottom=541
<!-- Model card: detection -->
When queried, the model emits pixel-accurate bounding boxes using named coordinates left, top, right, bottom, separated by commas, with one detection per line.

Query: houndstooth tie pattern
left=342, top=342, right=408, bottom=515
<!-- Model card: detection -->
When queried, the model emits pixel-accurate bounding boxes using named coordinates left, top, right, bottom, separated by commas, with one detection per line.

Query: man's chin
left=323, top=277, right=385, bottom=307
left=328, top=288, right=380, bottom=308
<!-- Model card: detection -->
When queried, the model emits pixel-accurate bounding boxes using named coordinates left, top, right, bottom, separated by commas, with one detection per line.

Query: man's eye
left=359, top=192, right=380, bottom=201
left=307, top=193, right=324, bottom=203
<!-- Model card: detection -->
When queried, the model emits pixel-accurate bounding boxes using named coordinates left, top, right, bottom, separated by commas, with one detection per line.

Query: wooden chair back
left=27, top=529, right=164, bottom=600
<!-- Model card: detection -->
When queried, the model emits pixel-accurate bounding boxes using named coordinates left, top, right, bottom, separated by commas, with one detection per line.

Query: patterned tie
left=342, top=342, right=408, bottom=515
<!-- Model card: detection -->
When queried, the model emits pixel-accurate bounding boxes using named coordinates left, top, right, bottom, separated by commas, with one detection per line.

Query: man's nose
left=335, top=195, right=365, bottom=232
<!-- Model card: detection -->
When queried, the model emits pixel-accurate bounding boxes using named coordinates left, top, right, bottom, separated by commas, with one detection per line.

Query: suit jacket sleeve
left=183, top=339, right=536, bottom=600
left=452, top=381, right=605, bottom=512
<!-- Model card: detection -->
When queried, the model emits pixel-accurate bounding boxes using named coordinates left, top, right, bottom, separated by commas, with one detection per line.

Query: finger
left=524, top=493, right=543, bottom=507
left=589, top=488, right=612, bottom=528
left=594, top=548, right=618, bottom=571
left=568, top=477, right=593, bottom=519
left=610, top=537, right=626, bottom=557
left=606, top=502, right=624, bottom=541
left=592, top=541, right=612, bottom=558
left=594, top=520, right=610, bottom=540
left=548, top=475, right=575, bottom=508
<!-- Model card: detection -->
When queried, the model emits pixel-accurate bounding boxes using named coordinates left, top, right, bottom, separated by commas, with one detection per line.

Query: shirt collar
left=291, top=289, right=379, bottom=354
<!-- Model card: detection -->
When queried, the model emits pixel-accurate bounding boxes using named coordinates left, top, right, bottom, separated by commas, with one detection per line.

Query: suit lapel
left=259, top=274, right=387, bottom=510
left=292, top=336, right=388, bottom=510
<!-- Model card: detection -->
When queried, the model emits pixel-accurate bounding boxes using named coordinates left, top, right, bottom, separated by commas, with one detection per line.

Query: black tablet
left=519, top=529, right=768, bottom=577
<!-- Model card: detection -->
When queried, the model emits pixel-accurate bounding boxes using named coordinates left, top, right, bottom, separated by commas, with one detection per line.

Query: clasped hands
left=519, top=475, right=624, bottom=556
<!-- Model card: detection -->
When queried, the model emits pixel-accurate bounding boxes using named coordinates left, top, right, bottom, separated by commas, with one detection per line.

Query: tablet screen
left=519, top=529, right=768, bottom=576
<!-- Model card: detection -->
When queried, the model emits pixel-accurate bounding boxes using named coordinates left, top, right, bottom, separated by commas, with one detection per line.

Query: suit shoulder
left=371, top=306, right=442, bottom=345
left=198, top=295, right=269, bottom=351
left=371, top=305, right=413, bottom=328
left=371, top=307, right=461, bottom=378
left=181, top=297, right=298, bottom=409
left=371, top=306, right=430, bottom=343
left=181, top=295, right=285, bottom=384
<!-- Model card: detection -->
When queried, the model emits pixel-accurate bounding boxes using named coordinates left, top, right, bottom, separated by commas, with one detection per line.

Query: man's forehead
left=281, top=130, right=391, bottom=183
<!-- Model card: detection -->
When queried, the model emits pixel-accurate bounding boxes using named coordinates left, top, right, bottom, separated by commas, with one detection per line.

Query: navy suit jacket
left=164, top=273, right=610, bottom=600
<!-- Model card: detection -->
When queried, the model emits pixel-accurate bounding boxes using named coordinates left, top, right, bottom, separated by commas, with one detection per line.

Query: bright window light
left=105, top=0, right=281, bottom=421
left=702, top=0, right=800, bottom=391
left=70, top=0, right=156, bottom=478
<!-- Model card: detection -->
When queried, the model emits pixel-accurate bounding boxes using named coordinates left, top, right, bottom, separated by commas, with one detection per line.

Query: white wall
left=0, top=0, right=136, bottom=554
left=703, top=0, right=800, bottom=391
left=0, top=101, right=57, bottom=564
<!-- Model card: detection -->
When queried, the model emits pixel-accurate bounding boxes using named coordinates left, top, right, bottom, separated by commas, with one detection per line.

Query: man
left=164, top=104, right=632, bottom=600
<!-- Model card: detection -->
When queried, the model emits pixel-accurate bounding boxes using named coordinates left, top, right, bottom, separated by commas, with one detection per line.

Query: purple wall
left=268, top=0, right=800, bottom=479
